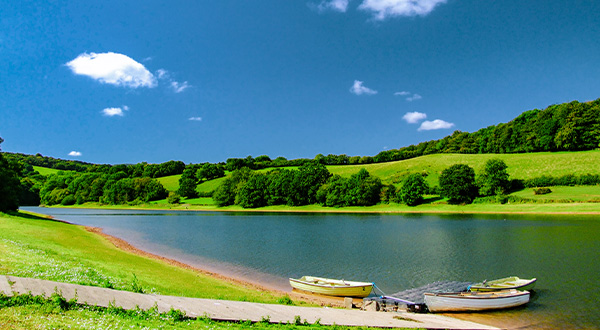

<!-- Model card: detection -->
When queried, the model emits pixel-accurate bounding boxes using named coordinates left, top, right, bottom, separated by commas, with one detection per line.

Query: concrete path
left=1, top=275, right=499, bottom=329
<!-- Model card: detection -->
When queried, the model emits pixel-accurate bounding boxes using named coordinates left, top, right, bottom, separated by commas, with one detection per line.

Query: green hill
left=327, top=150, right=600, bottom=187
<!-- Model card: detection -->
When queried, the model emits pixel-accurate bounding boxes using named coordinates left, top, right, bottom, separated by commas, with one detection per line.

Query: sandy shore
left=83, top=226, right=357, bottom=308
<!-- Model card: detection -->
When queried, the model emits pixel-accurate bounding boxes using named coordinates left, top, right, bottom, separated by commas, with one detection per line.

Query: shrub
left=439, top=164, right=478, bottom=204
left=534, top=187, right=552, bottom=195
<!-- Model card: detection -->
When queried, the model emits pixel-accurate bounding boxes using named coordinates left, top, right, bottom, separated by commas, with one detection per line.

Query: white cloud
left=358, top=0, right=447, bottom=20
left=102, top=106, right=127, bottom=117
left=350, top=80, right=377, bottom=95
left=66, top=52, right=157, bottom=88
left=68, top=151, right=82, bottom=157
left=317, top=0, right=349, bottom=12
left=406, top=93, right=422, bottom=102
left=156, top=69, right=169, bottom=79
left=189, top=117, right=203, bottom=121
left=394, top=91, right=410, bottom=96
left=403, top=111, right=427, bottom=124
left=171, top=81, right=190, bottom=93
left=418, top=119, right=455, bottom=131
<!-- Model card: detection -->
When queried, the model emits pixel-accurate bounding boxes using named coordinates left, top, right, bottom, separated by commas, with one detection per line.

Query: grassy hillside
left=155, top=174, right=180, bottom=191
left=33, top=166, right=63, bottom=176
left=328, top=150, right=600, bottom=186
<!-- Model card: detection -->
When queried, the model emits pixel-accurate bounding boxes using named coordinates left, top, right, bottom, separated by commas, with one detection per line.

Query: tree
left=399, top=173, right=429, bottom=206
left=439, top=164, right=478, bottom=204
left=478, top=158, right=510, bottom=196
left=178, top=165, right=199, bottom=198
left=288, top=162, right=331, bottom=206
left=0, top=137, right=20, bottom=211
left=345, top=169, right=382, bottom=206
left=236, top=173, right=269, bottom=208
left=197, top=163, right=225, bottom=182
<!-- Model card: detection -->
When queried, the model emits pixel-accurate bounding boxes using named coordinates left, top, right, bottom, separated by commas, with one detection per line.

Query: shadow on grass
left=7, top=210, right=66, bottom=223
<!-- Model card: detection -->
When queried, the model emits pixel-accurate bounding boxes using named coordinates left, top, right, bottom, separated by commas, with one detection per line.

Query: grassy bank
left=0, top=212, right=283, bottom=302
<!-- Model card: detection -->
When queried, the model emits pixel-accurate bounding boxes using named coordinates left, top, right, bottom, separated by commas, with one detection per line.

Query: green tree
left=478, top=158, right=510, bottom=196
left=178, top=165, right=199, bottom=198
left=197, top=163, right=225, bottom=182
left=399, top=173, right=429, bottom=206
left=345, top=169, right=382, bottom=206
left=0, top=137, right=21, bottom=211
left=288, top=162, right=331, bottom=206
left=439, top=164, right=478, bottom=204
left=236, top=173, right=268, bottom=208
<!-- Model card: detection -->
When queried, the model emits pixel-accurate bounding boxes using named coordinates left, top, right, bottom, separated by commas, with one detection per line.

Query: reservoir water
left=23, top=207, right=600, bottom=329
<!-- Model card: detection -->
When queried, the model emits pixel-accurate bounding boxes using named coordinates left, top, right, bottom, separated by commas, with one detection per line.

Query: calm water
left=23, top=207, right=600, bottom=329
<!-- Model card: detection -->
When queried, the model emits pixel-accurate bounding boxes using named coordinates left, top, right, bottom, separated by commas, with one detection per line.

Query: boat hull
left=470, top=276, right=536, bottom=292
left=289, top=276, right=373, bottom=298
left=424, top=289, right=530, bottom=312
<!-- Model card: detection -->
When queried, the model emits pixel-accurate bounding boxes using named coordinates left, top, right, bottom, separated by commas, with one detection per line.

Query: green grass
left=156, top=174, right=181, bottom=192
left=328, top=150, right=600, bottom=186
left=0, top=212, right=282, bottom=302
left=511, top=186, right=600, bottom=202
left=32, top=166, right=64, bottom=176
left=1, top=293, right=367, bottom=330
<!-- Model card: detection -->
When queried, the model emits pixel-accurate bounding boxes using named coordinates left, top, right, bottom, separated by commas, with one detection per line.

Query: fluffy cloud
left=402, top=111, right=427, bottom=124
left=418, top=119, right=455, bottom=131
left=359, top=0, right=447, bottom=20
left=66, top=52, right=157, bottom=88
left=350, top=80, right=378, bottom=95
left=188, top=117, right=203, bottom=121
left=101, top=106, right=128, bottom=117
left=316, top=0, right=349, bottom=12
left=68, top=151, right=82, bottom=157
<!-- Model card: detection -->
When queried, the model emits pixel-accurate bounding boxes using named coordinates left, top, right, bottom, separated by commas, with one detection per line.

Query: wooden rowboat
left=469, top=276, right=536, bottom=292
left=289, top=276, right=373, bottom=298
left=424, top=289, right=530, bottom=312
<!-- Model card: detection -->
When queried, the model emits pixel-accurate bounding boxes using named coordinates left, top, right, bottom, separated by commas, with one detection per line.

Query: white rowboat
left=424, top=289, right=530, bottom=312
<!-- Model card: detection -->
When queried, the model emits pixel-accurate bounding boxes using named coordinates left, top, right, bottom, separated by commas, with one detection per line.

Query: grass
left=511, top=186, right=600, bottom=202
left=0, top=212, right=282, bottom=302
left=1, top=293, right=369, bottom=330
left=156, top=174, right=181, bottom=192
left=32, top=166, right=64, bottom=176
left=328, top=150, right=600, bottom=186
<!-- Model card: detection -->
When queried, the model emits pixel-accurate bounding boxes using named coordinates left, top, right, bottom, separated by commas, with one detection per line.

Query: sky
left=1, top=0, right=599, bottom=165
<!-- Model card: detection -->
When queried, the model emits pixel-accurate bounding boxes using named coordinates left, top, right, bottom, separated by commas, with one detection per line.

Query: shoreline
left=43, top=203, right=600, bottom=215
left=82, top=225, right=350, bottom=308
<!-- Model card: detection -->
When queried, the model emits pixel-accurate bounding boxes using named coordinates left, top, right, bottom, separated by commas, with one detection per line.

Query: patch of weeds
left=277, top=295, right=294, bottom=305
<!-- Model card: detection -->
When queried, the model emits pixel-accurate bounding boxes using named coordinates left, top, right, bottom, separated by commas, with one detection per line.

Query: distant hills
left=4, top=98, right=600, bottom=171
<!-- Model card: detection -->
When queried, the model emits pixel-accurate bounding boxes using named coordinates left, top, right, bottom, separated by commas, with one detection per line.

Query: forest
left=1, top=98, right=600, bottom=211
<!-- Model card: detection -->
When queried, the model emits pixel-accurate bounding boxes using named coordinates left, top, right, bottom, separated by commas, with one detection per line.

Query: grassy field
left=328, top=150, right=600, bottom=186
left=156, top=174, right=181, bottom=191
left=32, top=166, right=64, bottom=176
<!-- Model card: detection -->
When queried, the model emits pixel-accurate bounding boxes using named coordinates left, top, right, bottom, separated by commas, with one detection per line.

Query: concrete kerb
left=0, top=275, right=500, bottom=329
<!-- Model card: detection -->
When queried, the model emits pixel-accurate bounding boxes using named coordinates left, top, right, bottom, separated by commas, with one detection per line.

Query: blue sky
left=1, top=0, right=599, bottom=164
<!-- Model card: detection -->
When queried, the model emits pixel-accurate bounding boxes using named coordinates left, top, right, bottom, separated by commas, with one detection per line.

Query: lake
left=23, top=207, right=600, bottom=329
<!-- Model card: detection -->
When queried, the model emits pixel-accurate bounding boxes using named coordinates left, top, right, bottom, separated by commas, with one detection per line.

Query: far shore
left=37, top=201, right=600, bottom=215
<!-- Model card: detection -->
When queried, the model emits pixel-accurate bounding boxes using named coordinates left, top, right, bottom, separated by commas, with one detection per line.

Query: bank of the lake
left=51, top=200, right=600, bottom=215
left=0, top=211, right=336, bottom=307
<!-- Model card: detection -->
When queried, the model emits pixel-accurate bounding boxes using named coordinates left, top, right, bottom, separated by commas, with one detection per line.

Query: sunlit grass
left=0, top=212, right=284, bottom=302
